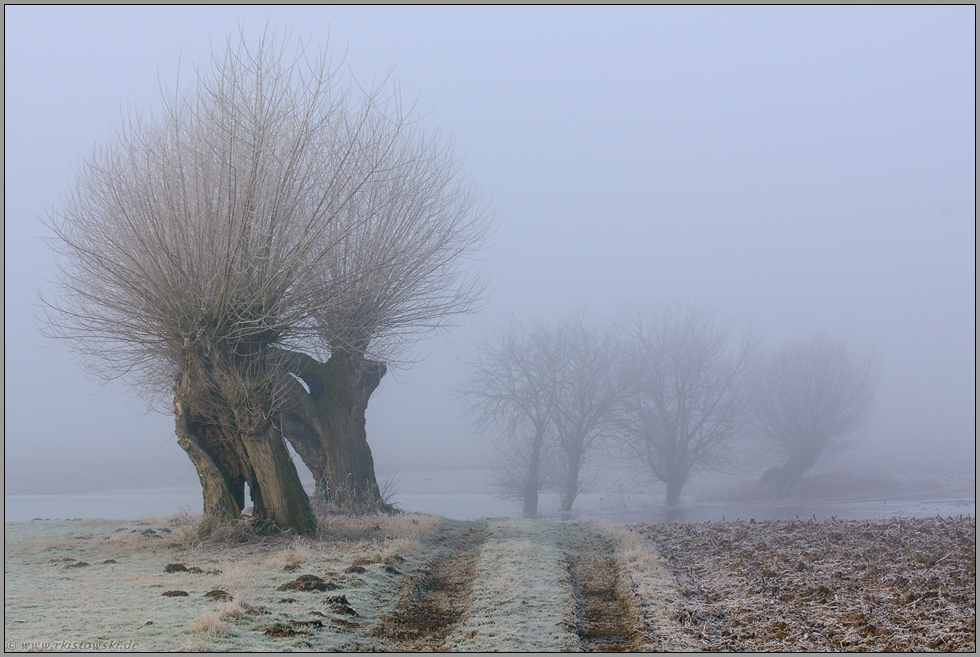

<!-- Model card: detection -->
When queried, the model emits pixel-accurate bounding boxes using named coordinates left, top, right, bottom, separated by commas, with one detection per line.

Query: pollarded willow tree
left=750, top=334, right=876, bottom=496
left=275, top=109, right=491, bottom=511
left=41, top=31, right=457, bottom=535
left=619, top=301, right=754, bottom=505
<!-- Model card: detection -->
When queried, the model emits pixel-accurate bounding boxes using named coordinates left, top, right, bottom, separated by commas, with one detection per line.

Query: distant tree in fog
left=751, top=335, right=876, bottom=497
left=549, top=315, right=627, bottom=520
left=619, top=301, right=754, bottom=505
left=459, top=319, right=562, bottom=517
left=460, top=312, right=624, bottom=519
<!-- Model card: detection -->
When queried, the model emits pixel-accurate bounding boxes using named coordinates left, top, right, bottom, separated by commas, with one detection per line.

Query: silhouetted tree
left=461, top=313, right=624, bottom=519
left=550, top=316, right=627, bottom=519
left=751, top=335, right=876, bottom=496
left=41, top=31, right=453, bottom=534
left=619, top=301, right=753, bottom=505
left=458, top=319, right=563, bottom=517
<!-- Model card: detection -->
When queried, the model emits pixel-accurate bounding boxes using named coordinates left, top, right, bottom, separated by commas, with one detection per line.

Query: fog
left=4, top=7, right=975, bottom=514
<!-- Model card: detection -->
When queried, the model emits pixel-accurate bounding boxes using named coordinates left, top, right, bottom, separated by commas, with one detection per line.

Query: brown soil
left=203, top=589, right=233, bottom=602
left=563, top=528, right=639, bottom=651
left=637, top=516, right=976, bottom=652
left=277, top=574, right=332, bottom=592
left=370, top=521, right=488, bottom=650
left=263, top=623, right=309, bottom=638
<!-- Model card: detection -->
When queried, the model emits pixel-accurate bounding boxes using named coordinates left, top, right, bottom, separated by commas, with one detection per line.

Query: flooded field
left=5, top=463, right=974, bottom=524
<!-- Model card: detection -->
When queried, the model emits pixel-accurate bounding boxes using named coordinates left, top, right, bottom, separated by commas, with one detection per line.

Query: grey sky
left=4, top=6, right=975, bottom=480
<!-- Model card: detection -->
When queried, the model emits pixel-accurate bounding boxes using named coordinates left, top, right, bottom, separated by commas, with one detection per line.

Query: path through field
left=369, top=518, right=688, bottom=651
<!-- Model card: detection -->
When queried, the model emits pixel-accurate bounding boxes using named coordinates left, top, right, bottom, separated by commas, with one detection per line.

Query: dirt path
left=368, top=519, right=647, bottom=651
left=562, top=527, right=640, bottom=651
left=369, top=520, right=488, bottom=650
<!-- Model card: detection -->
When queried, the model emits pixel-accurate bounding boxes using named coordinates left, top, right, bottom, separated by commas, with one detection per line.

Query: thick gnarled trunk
left=239, top=422, right=317, bottom=535
left=278, top=348, right=388, bottom=512
left=175, top=401, right=241, bottom=537
left=174, top=348, right=318, bottom=537
left=316, top=352, right=386, bottom=509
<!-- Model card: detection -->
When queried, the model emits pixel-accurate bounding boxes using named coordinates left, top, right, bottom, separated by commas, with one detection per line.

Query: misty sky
left=4, top=6, right=975, bottom=482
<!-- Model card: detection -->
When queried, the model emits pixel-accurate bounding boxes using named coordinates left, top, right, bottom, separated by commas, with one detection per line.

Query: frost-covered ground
left=4, top=512, right=975, bottom=652
left=3, top=514, right=440, bottom=652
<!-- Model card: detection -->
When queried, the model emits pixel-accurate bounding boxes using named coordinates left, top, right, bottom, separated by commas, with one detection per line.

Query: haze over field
left=4, top=7, right=975, bottom=504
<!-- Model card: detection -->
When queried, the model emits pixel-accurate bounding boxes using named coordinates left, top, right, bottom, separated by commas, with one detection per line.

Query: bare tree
left=458, top=319, right=562, bottom=517
left=41, top=31, right=406, bottom=535
left=620, top=301, right=754, bottom=506
left=275, top=105, right=492, bottom=511
left=550, top=316, right=627, bottom=520
left=750, top=334, right=877, bottom=496
left=460, top=313, right=625, bottom=519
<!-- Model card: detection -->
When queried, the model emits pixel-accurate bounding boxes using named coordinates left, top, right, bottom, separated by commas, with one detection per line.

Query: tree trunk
left=315, top=351, right=386, bottom=509
left=559, top=483, right=576, bottom=521
left=559, top=460, right=579, bottom=521
left=522, top=471, right=540, bottom=518
left=522, top=425, right=545, bottom=518
left=238, top=422, right=317, bottom=535
left=276, top=348, right=388, bottom=513
left=174, top=400, right=241, bottom=538
left=760, top=453, right=817, bottom=497
left=280, top=375, right=333, bottom=500
left=665, top=477, right=684, bottom=506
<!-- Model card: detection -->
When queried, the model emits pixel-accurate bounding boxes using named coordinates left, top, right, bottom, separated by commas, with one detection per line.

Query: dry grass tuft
left=269, top=540, right=317, bottom=571
left=189, top=608, right=227, bottom=637
left=215, top=597, right=245, bottom=621
left=597, top=521, right=701, bottom=651
left=316, top=512, right=440, bottom=543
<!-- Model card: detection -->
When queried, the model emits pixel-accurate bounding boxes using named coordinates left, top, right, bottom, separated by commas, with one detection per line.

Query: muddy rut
left=562, top=527, right=640, bottom=651
left=370, top=521, right=489, bottom=650
left=369, top=520, right=641, bottom=651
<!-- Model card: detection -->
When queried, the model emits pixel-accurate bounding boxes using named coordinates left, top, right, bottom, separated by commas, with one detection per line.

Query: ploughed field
left=3, top=514, right=974, bottom=651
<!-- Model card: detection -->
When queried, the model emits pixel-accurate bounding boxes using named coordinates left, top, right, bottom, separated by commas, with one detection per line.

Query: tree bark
left=280, top=375, right=333, bottom=499
left=316, top=351, right=386, bottom=508
left=239, top=421, right=317, bottom=535
left=277, top=348, right=388, bottom=512
left=174, top=400, right=241, bottom=538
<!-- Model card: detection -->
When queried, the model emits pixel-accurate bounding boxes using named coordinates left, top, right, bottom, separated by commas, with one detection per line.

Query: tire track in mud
left=562, top=527, right=640, bottom=652
left=369, top=521, right=488, bottom=650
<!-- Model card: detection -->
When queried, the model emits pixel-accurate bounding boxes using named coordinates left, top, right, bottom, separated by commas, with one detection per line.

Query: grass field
left=4, top=512, right=975, bottom=652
